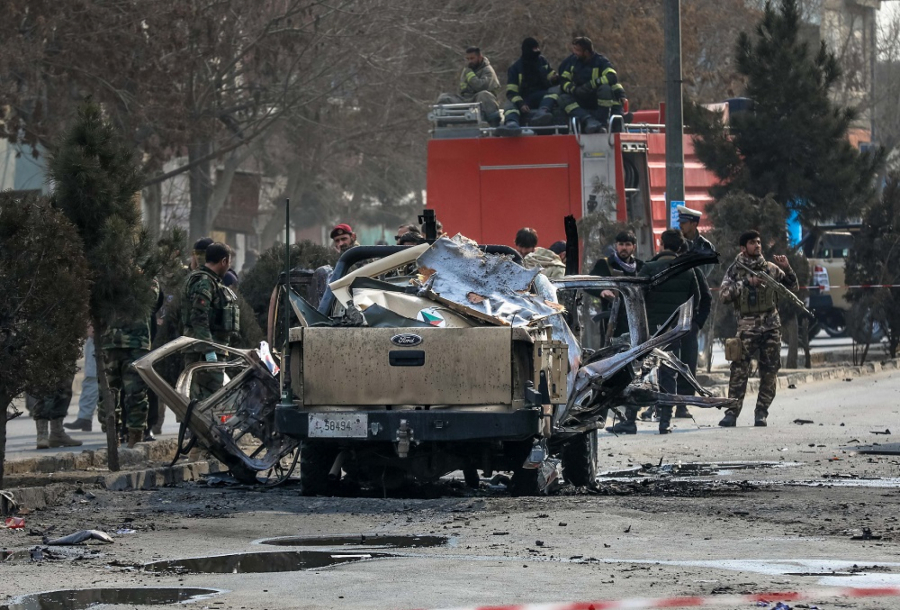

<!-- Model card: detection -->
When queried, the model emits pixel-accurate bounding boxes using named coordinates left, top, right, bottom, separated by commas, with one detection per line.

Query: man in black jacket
left=607, top=229, right=699, bottom=435
left=589, top=231, right=644, bottom=341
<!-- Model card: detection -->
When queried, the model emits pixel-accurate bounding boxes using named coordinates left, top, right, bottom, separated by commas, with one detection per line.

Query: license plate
left=308, top=413, right=368, bottom=438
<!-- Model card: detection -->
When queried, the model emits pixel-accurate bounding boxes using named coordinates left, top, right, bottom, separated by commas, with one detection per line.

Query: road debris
left=793, top=419, right=814, bottom=425
left=850, top=527, right=882, bottom=541
left=3, top=516, right=25, bottom=529
left=44, top=529, right=114, bottom=545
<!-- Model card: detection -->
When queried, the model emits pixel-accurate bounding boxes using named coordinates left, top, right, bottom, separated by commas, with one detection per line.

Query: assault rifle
left=736, top=260, right=815, bottom=320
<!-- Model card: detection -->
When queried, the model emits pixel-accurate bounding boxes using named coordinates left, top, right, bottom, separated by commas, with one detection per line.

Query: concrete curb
left=709, top=357, right=900, bottom=394
left=1, top=459, right=224, bottom=514
left=4, top=438, right=182, bottom=476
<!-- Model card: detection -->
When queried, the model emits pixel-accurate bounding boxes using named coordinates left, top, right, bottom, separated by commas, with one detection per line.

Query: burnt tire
left=561, top=431, right=599, bottom=488
left=299, top=441, right=339, bottom=496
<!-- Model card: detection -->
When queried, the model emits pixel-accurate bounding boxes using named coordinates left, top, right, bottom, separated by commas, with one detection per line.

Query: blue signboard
left=669, top=200, right=684, bottom=229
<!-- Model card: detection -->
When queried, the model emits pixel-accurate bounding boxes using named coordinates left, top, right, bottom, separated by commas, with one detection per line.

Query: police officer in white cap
left=673, top=204, right=715, bottom=420
left=677, top=205, right=715, bottom=275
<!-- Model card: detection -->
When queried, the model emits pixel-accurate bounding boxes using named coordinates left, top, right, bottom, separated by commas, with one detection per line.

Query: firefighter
left=531, top=37, right=626, bottom=134
left=437, top=46, right=501, bottom=127
left=496, top=37, right=558, bottom=137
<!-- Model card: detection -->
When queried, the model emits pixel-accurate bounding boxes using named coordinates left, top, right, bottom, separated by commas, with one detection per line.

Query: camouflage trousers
left=726, top=327, right=781, bottom=419
left=101, top=347, right=150, bottom=431
left=27, top=371, right=76, bottom=420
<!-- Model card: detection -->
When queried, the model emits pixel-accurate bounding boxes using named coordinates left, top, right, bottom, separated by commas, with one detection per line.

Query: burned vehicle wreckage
left=135, top=235, right=733, bottom=495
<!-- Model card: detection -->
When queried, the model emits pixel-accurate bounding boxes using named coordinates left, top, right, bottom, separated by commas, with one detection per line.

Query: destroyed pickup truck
left=135, top=236, right=733, bottom=495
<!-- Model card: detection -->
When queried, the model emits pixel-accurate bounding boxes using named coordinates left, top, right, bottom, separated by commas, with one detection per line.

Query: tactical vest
left=184, top=271, right=241, bottom=341
left=739, top=283, right=777, bottom=316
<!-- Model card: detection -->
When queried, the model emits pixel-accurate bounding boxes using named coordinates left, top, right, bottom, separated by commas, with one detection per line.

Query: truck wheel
left=299, top=441, right=339, bottom=496
left=561, top=430, right=599, bottom=487
left=509, top=467, right=540, bottom=497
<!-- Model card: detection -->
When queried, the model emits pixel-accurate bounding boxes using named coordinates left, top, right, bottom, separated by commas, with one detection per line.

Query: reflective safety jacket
left=559, top=52, right=625, bottom=105
left=505, top=55, right=555, bottom=108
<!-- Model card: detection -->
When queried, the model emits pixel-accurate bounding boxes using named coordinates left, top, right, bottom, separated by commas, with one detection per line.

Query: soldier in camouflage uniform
left=101, top=278, right=161, bottom=448
left=719, top=230, right=797, bottom=427
left=181, top=242, right=240, bottom=401
left=28, top=370, right=82, bottom=449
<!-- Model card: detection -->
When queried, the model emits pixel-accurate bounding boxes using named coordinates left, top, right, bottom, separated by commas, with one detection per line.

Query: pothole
left=145, top=534, right=449, bottom=575
left=258, top=534, right=447, bottom=548
left=143, top=550, right=393, bottom=574
left=600, top=461, right=800, bottom=478
left=1, top=587, right=221, bottom=610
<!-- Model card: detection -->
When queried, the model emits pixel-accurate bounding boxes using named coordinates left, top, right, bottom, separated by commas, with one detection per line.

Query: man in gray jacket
left=438, top=46, right=501, bottom=126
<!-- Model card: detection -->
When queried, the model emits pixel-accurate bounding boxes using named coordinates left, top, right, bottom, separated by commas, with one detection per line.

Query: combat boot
left=64, top=417, right=92, bottom=431
left=126, top=429, right=143, bottom=449
left=48, top=418, right=83, bottom=448
left=35, top=419, right=50, bottom=450
left=583, top=117, right=603, bottom=134
left=496, top=119, right=522, bottom=137
left=605, top=420, right=637, bottom=435
left=718, top=412, right=738, bottom=428
left=674, top=406, right=691, bottom=419
left=529, top=107, right=554, bottom=127
left=657, top=406, right=673, bottom=435
left=754, top=408, right=768, bottom=427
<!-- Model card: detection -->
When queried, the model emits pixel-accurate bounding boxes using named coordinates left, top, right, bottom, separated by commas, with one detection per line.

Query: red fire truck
left=426, top=104, right=719, bottom=255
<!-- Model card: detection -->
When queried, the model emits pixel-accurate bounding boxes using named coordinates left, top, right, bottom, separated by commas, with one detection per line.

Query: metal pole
left=281, top=198, right=292, bottom=404
left=664, top=0, right=685, bottom=227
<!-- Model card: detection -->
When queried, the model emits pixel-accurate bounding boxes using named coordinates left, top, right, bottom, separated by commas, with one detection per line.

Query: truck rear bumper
left=275, top=407, right=541, bottom=443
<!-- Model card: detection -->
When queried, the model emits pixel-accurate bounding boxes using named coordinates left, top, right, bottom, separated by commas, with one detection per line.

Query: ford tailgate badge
left=391, top=333, right=423, bottom=347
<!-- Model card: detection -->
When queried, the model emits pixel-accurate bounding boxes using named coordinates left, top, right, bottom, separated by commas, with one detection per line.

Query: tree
left=845, top=173, right=900, bottom=363
left=240, top=240, right=338, bottom=332
left=0, top=193, right=90, bottom=489
left=689, top=0, right=884, bottom=226
left=48, top=102, right=162, bottom=471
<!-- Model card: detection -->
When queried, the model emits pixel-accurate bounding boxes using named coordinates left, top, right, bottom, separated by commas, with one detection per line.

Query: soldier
left=28, top=372, right=82, bottom=449
left=101, top=277, right=161, bottom=448
left=190, top=236, right=213, bottom=270
left=719, top=230, right=797, bottom=427
left=437, top=46, right=501, bottom=127
left=181, top=242, right=240, bottom=401
left=330, top=224, right=358, bottom=253
left=607, top=229, right=699, bottom=435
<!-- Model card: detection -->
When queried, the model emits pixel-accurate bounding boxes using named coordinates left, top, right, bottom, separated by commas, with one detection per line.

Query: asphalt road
left=4, top=368, right=900, bottom=609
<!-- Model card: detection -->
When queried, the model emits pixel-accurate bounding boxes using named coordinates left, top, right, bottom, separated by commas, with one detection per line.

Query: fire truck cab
left=426, top=104, right=719, bottom=257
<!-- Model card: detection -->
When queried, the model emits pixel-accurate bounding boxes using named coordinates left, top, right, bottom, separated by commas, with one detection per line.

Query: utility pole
left=664, top=0, right=685, bottom=228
